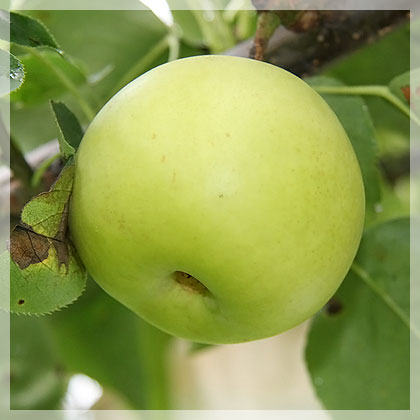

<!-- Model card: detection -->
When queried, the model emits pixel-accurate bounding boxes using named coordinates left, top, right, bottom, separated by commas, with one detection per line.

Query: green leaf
left=25, top=10, right=168, bottom=102
left=305, top=218, right=410, bottom=409
left=0, top=10, right=58, bottom=48
left=10, top=48, right=86, bottom=106
left=388, top=70, right=410, bottom=104
left=1, top=163, right=87, bottom=315
left=50, top=101, right=84, bottom=159
left=326, top=23, right=410, bottom=86
left=389, top=68, right=420, bottom=120
left=47, top=279, right=172, bottom=409
left=368, top=175, right=410, bottom=227
left=307, top=76, right=381, bottom=218
left=4, top=243, right=86, bottom=315
left=21, top=162, right=73, bottom=237
left=10, top=315, right=67, bottom=409
left=325, top=23, right=410, bottom=158
left=0, top=48, right=25, bottom=95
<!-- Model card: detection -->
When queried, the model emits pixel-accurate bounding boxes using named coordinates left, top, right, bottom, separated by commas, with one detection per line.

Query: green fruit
left=69, top=55, right=365, bottom=344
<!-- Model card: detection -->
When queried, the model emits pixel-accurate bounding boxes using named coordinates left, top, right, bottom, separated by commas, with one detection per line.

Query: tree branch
left=226, top=10, right=409, bottom=77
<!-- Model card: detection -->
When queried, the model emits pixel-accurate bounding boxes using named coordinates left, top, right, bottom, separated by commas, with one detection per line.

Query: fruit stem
left=250, top=11, right=281, bottom=61
left=314, top=84, right=420, bottom=127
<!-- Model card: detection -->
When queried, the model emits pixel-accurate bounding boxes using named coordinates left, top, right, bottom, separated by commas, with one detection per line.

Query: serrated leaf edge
left=9, top=273, right=88, bottom=317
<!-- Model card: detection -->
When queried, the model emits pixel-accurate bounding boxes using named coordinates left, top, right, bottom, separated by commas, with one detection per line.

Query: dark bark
left=226, top=10, right=410, bottom=77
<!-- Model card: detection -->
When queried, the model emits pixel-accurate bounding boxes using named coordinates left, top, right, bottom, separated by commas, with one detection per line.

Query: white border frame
left=1, top=1, right=419, bottom=419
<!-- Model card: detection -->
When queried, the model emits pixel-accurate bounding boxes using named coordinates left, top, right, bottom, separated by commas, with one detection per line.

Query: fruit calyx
left=173, top=271, right=210, bottom=296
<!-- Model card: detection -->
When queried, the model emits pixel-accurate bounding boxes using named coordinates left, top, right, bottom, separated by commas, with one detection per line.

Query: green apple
left=69, top=55, right=365, bottom=344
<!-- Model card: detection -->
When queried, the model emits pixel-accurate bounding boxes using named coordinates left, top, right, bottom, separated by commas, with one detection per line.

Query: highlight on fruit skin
left=69, top=55, right=365, bottom=344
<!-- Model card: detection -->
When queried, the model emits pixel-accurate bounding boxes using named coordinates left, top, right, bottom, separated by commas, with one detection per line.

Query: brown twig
left=250, top=9, right=323, bottom=61
left=250, top=11, right=281, bottom=60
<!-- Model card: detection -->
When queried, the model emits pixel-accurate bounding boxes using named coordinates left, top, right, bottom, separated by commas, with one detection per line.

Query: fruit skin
left=69, top=55, right=365, bottom=344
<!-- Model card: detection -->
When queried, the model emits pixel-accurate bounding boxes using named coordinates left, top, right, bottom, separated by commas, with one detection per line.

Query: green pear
left=69, top=55, right=365, bottom=344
